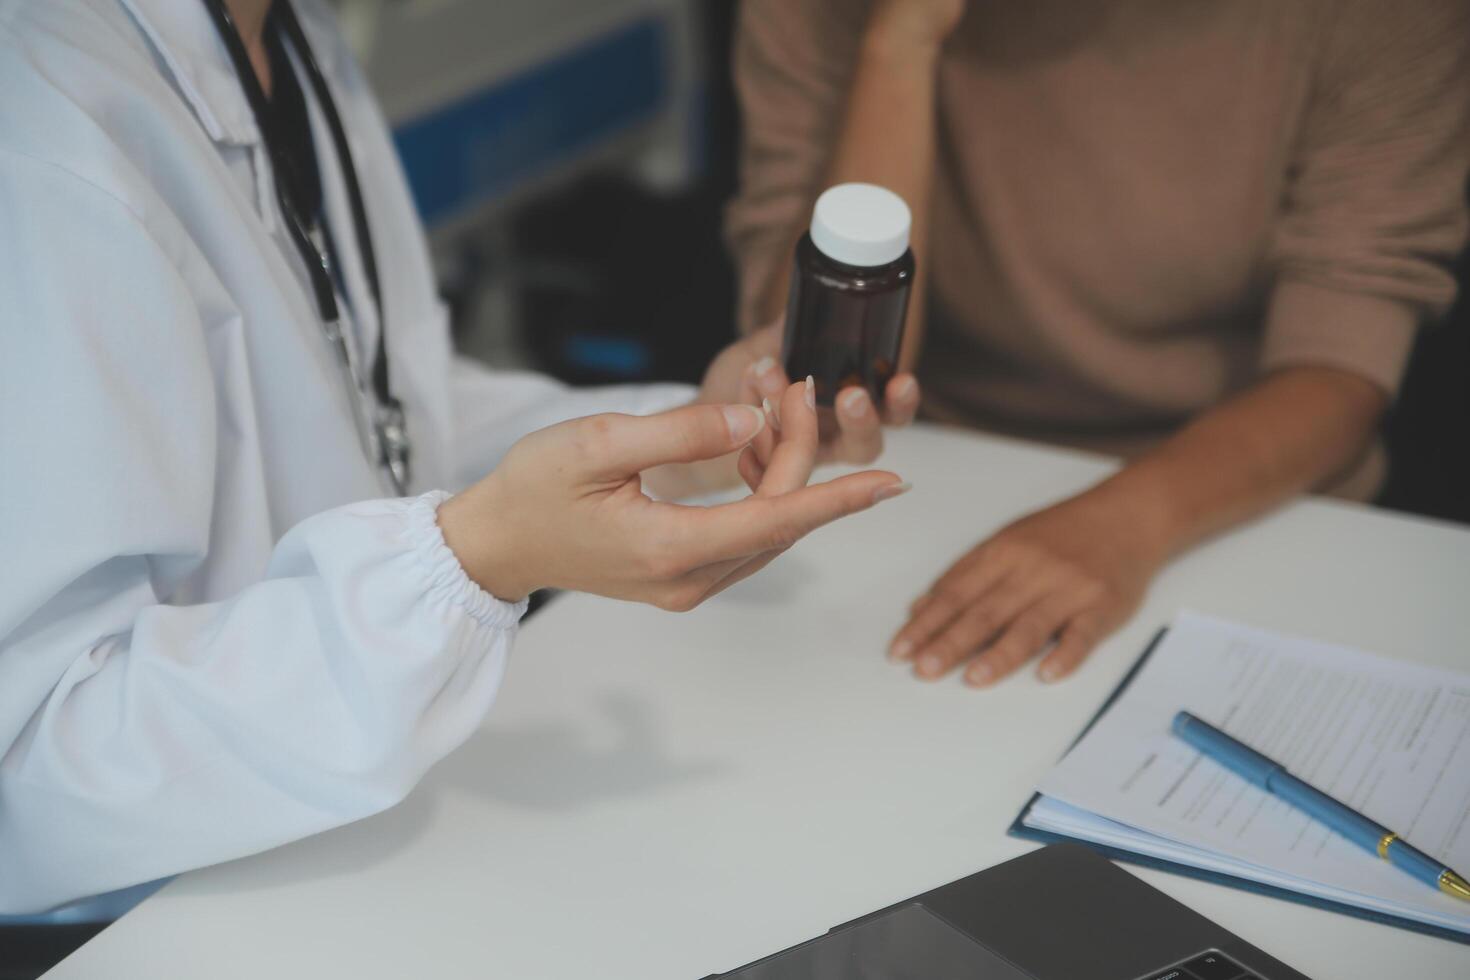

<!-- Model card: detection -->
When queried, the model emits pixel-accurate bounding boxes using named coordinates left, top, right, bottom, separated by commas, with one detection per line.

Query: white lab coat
left=0, top=0, right=692, bottom=914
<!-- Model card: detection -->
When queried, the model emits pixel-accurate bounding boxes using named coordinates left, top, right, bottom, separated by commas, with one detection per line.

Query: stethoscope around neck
left=201, top=0, right=411, bottom=496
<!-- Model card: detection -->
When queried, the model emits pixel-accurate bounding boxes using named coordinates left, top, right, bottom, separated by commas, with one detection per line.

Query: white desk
left=47, top=426, right=1470, bottom=979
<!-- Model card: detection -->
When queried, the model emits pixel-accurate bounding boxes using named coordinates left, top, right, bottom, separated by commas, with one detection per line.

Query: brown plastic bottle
left=782, top=183, right=915, bottom=418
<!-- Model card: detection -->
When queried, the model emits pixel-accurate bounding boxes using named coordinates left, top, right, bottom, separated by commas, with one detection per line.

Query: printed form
left=1028, top=611, right=1470, bottom=934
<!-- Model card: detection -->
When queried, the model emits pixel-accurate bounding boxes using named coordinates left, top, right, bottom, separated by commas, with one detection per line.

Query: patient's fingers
left=747, top=352, right=790, bottom=404
left=1035, top=612, right=1108, bottom=683
left=832, top=387, right=884, bottom=466
left=883, top=373, right=921, bottom=426
left=911, top=578, right=1035, bottom=680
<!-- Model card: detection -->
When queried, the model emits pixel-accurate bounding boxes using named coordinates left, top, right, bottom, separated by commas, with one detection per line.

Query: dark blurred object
left=1380, top=231, right=1470, bottom=525
left=525, top=588, right=560, bottom=620
left=0, top=924, right=106, bottom=980
left=509, top=0, right=739, bottom=385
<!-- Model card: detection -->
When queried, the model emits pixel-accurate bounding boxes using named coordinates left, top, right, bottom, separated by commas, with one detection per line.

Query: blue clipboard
left=1008, top=627, right=1470, bottom=946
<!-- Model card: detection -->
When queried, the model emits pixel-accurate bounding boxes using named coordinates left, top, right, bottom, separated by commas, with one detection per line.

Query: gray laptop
left=705, top=844, right=1309, bottom=980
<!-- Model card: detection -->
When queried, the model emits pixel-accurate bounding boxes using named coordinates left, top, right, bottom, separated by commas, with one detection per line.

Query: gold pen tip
left=1440, top=870, right=1470, bottom=902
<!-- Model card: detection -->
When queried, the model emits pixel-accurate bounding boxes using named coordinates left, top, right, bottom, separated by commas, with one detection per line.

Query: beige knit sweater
left=727, top=0, right=1470, bottom=498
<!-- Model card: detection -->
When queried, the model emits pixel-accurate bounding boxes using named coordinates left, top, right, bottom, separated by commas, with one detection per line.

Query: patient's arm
left=730, top=0, right=963, bottom=368
left=889, top=365, right=1387, bottom=686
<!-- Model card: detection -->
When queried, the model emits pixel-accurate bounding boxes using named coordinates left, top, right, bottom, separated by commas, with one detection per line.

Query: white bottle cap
left=808, top=183, right=911, bottom=268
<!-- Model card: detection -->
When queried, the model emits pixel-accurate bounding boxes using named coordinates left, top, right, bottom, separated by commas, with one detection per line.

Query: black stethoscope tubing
left=200, top=0, right=410, bottom=493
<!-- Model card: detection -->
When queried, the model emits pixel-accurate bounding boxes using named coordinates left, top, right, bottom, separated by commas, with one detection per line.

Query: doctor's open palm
left=439, top=380, right=909, bottom=610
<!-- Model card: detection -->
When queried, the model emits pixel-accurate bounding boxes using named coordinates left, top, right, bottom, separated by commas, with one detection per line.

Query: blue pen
left=1171, top=711, right=1470, bottom=903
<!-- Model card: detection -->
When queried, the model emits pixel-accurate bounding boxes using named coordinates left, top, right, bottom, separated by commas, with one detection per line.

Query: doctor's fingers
left=737, top=379, right=818, bottom=493
left=664, top=469, right=908, bottom=571
left=740, top=371, right=778, bottom=480
left=698, top=548, right=786, bottom=605
left=576, top=404, right=767, bottom=479
left=641, top=548, right=779, bottom=612
left=756, top=378, right=820, bottom=496
left=661, top=528, right=812, bottom=610
left=737, top=446, right=765, bottom=493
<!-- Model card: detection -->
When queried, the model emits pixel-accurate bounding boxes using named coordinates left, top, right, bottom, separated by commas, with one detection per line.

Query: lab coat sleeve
left=0, top=155, right=525, bottom=914
left=448, top=354, right=696, bottom=488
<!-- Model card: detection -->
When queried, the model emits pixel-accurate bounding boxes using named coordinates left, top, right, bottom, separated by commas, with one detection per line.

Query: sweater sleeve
left=1263, top=0, right=1470, bottom=395
left=724, top=0, right=871, bottom=334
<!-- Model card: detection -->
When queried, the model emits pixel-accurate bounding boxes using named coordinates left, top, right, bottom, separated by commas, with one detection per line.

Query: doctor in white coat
left=0, top=0, right=921, bottom=914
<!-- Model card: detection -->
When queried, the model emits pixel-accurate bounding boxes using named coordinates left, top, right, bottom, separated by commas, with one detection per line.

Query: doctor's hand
left=695, top=322, right=921, bottom=477
left=439, top=380, right=908, bottom=609
left=888, top=488, right=1165, bottom=687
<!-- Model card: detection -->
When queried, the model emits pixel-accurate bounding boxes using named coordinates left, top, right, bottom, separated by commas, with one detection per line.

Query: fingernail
left=761, top=396, right=781, bottom=431
left=895, top=376, right=919, bottom=400
left=889, top=639, right=913, bottom=663
left=1038, top=662, right=1062, bottom=683
left=917, top=654, right=943, bottom=678
left=966, top=662, right=994, bottom=687
left=840, top=388, right=870, bottom=416
left=804, top=375, right=816, bottom=411
left=872, top=481, right=912, bottom=504
left=753, top=356, right=784, bottom=396
left=722, top=405, right=765, bottom=444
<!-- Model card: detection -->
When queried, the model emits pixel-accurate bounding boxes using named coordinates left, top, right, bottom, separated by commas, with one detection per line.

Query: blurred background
left=346, top=0, right=738, bottom=387
left=341, top=0, right=1468, bottom=526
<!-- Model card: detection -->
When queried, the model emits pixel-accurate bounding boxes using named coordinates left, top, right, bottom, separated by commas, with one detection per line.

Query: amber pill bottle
left=782, top=183, right=915, bottom=414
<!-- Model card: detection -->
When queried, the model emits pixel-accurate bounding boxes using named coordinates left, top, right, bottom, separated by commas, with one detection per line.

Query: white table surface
left=47, top=425, right=1470, bottom=979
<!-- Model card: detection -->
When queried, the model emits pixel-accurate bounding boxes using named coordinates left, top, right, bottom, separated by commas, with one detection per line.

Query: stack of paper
left=1021, top=612, right=1470, bottom=937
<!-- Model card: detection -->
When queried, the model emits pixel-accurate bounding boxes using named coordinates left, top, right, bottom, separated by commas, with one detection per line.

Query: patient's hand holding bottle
left=781, top=183, right=915, bottom=435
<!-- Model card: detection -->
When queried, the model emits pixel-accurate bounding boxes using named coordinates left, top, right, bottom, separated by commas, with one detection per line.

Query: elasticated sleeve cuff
left=407, top=491, right=529, bottom=629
